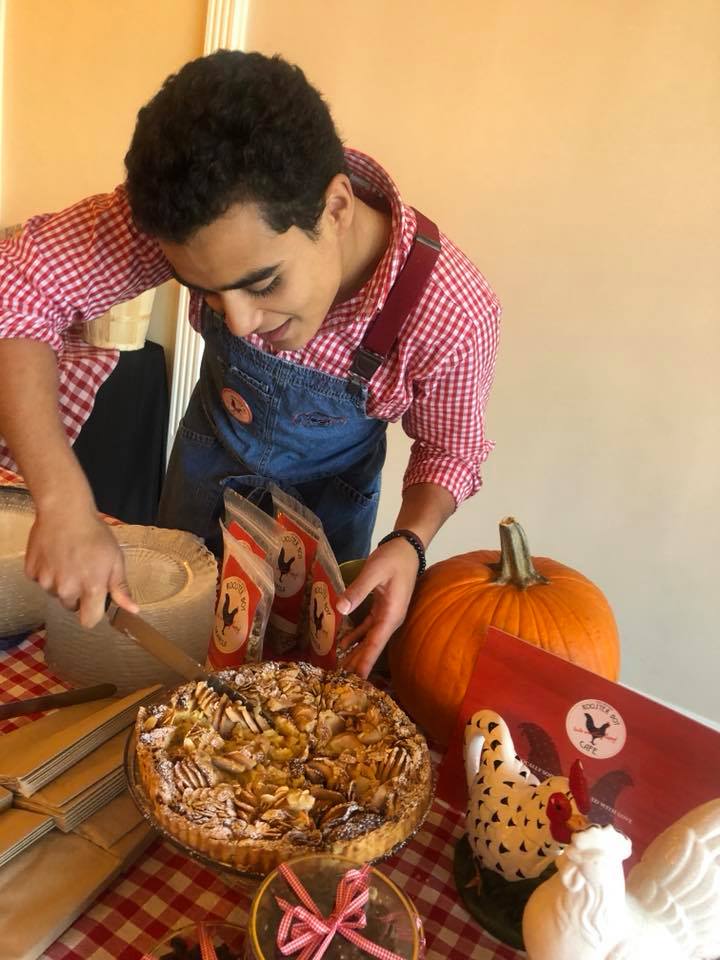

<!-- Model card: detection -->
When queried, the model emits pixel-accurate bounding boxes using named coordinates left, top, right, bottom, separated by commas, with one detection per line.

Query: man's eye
left=247, top=277, right=280, bottom=298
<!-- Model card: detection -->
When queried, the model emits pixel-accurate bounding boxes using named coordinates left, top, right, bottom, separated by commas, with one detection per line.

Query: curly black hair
left=124, top=50, right=346, bottom=243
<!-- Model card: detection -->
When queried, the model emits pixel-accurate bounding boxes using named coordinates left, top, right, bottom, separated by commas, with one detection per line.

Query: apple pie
left=133, top=661, right=432, bottom=874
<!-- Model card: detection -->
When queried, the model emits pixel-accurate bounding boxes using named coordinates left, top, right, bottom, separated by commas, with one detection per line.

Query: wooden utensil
left=0, top=684, right=117, bottom=721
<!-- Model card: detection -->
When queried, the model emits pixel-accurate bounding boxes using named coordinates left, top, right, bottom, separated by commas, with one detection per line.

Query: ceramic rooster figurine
left=464, top=710, right=589, bottom=880
left=523, top=797, right=720, bottom=960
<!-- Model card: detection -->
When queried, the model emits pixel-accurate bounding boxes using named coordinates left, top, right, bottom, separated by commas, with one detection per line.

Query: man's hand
left=25, top=504, right=138, bottom=629
left=0, top=340, right=139, bottom=629
left=336, top=482, right=457, bottom=678
left=336, top=536, right=421, bottom=678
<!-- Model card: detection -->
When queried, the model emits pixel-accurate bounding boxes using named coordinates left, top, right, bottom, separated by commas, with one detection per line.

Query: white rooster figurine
left=464, top=709, right=590, bottom=880
left=522, top=796, right=720, bottom=960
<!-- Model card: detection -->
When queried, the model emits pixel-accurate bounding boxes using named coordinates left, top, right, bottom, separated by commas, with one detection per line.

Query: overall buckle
left=347, top=346, right=384, bottom=395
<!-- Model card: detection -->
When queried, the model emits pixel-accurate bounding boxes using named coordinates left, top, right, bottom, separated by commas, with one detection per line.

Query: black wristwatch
left=377, top=528, right=426, bottom=577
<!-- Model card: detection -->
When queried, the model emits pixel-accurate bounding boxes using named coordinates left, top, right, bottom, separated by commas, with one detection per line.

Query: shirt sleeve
left=401, top=300, right=501, bottom=506
left=0, top=185, right=172, bottom=353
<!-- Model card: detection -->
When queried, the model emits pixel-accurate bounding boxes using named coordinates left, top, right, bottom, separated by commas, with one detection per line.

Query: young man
left=0, top=51, right=500, bottom=677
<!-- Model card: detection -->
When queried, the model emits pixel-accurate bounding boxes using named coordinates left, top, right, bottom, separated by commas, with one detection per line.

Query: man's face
left=159, top=195, right=345, bottom=351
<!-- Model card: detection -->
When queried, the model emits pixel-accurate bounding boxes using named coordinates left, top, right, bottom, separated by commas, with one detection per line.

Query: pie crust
left=133, top=661, right=432, bottom=874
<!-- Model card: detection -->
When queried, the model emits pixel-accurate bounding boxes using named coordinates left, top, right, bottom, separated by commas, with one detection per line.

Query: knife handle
left=0, top=683, right=117, bottom=721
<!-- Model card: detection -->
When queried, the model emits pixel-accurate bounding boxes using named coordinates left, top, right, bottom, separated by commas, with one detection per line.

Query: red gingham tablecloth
left=0, top=469, right=521, bottom=960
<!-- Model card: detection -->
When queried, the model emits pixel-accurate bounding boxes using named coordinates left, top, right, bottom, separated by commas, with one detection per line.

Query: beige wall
left=0, top=0, right=206, bottom=367
left=245, top=0, right=720, bottom=722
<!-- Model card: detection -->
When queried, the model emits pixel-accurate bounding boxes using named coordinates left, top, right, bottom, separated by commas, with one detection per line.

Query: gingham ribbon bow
left=275, top=862, right=405, bottom=960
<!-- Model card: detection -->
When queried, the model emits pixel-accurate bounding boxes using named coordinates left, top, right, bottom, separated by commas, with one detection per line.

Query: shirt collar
left=258, top=150, right=417, bottom=357
left=327, top=148, right=416, bottom=324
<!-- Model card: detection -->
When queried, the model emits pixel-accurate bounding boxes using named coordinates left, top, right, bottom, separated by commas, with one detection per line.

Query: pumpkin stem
left=495, top=517, right=550, bottom=589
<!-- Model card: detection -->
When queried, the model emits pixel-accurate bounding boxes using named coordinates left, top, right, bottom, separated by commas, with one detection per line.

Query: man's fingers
left=341, top=622, right=394, bottom=679
left=336, top=566, right=382, bottom=615
left=108, top=555, right=139, bottom=615
left=35, top=568, right=55, bottom=593
left=78, top=585, right=107, bottom=629
left=23, top=513, right=137, bottom=629
left=59, top=592, right=82, bottom=613
left=341, top=640, right=377, bottom=680
left=109, top=586, right=139, bottom=615
left=24, top=551, right=38, bottom=581
left=49, top=577, right=81, bottom=611
left=338, top=614, right=373, bottom=650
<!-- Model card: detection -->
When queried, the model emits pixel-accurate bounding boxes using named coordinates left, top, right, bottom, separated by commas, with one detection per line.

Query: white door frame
left=167, top=0, right=250, bottom=458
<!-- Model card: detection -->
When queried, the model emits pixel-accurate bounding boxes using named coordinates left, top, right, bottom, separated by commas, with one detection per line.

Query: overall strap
left=347, top=208, right=441, bottom=394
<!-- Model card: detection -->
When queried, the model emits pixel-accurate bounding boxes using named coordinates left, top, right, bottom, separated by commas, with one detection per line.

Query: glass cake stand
left=148, top=921, right=246, bottom=959
left=124, top=732, right=265, bottom=891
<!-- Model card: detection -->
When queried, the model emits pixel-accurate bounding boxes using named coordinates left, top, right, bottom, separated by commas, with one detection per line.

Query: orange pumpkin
left=388, top=517, right=620, bottom=746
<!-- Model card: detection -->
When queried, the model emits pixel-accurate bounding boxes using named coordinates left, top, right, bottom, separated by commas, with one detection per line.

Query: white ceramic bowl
left=45, top=525, right=218, bottom=693
left=0, top=488, right=46, bottom=640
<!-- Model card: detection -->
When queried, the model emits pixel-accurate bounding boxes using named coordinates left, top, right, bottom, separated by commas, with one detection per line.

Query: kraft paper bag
left=0, top=819, right=155, bottom=960
left=21, top=729, right=127, bottom=807
left=15, top=731, right=128, bottom=830
left=0, top=832, right=117, bottom=960
left=73, top=790, right=144, bottom=849
left=0, top=809, right=54, bottom=868
left=0, top=686, right=160, bottom=796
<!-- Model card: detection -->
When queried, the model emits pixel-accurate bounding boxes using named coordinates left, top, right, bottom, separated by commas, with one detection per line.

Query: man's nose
left=205, top=291, right=263, bottom=337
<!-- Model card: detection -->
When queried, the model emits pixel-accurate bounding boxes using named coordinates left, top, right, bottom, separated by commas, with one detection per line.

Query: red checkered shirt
left=0, top=149, right=500, bottom=504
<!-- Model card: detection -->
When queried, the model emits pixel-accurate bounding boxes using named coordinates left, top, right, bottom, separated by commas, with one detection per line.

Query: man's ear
left=323, top=173, right=354, bottom=236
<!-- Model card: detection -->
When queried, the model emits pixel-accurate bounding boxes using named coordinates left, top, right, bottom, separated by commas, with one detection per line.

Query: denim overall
left=157, top=210, right=440, bottom=564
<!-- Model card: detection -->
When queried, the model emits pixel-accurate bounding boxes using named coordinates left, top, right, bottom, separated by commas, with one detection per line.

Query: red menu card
left=437, top=627, right=720, bottom=865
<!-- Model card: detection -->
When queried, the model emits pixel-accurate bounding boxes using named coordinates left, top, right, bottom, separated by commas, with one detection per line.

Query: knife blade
left=0, top=683, right=117, bottom=721
left=107, top=605, right=242, bottom=701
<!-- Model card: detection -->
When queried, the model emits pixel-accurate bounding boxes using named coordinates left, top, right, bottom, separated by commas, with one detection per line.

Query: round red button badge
left=221, top=388, right=253, bottom=424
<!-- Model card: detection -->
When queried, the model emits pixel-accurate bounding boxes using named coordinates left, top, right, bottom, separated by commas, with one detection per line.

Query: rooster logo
left=277, top=546, right=296, bottom=583
left=213, top=579, right=250, bottom=656
left=312, top=597, right=325, bottom=634
left=565, top=699, right=626, bottom=760
left=221, top=592, right=239, bottom=633
left=309, top=584, right=334, bottom=656
left=584, top=712, right=611, bottom=744
left=572, top=712, right=617, bottom=745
